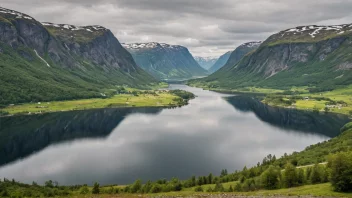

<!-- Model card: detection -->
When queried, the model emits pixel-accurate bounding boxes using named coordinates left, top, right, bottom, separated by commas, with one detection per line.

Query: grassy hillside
left=0, top=7, right=158, bottom=106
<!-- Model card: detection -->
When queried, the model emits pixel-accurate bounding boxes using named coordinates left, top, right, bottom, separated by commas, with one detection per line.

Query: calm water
left=0, top=84, right=349, bottom=185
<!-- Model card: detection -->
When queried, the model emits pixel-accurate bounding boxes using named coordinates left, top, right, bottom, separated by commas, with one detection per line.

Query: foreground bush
left=328, top=152, right=352, bottom=192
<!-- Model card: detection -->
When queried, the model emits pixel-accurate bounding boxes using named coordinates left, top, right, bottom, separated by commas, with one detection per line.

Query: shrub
left=260, top=166, right=280, bottom=189
left=92, top=182, right=100, bottom=194
left=328, top=152, right=352, bottom=192
left=194, top=186, right=203, bottom=192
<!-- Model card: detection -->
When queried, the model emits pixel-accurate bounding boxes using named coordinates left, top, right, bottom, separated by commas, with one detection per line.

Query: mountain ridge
left=194, top=56, right=218, bottom=70
left=123, top=42, right=207, bottom=80
left=0, top=6, right=157, bottom=105
left=189, top=23, right=352, bottom=90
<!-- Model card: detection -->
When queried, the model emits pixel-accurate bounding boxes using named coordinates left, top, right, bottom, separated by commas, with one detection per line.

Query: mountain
left=194, top=56, right=218, bottom=70
left=0, top=7, right=156, bottom=105
left=190, top=24, right=352, bottom=90
left=208, top=51, right=232, bottom=73
left=123, top=42, right=207, bottom=80
left=209, top=42, right=261, bottom=74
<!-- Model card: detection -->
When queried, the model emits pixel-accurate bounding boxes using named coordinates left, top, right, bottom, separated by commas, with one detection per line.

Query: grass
left=266, top=85, right=352, bottom=115
left=1, top=91, right=181, bottom=115
left=74, top=183, right=350, bottom=197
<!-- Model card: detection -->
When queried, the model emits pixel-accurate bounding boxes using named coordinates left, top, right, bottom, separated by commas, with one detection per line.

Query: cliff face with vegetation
left=0, top=7, right=156, bottom=105
left=190, top=24, right=352, bottom=90
left=123, top=42, right=207, bottom=80
left=209, top=42, right=261, bottom=73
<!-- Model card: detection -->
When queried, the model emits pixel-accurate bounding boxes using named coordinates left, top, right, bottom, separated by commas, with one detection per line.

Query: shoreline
left=0, top=90, right=195, bottom=117
left=189, top=86, right=352, bottom=117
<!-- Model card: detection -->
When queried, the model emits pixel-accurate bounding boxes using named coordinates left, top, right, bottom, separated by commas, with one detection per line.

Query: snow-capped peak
left=0, top=7, right=34, bottom=20
left=194, top=56, right=218, bottom=61
left=41, top=22, right=107, bottom=32
left=122, top=42, right=183, bottom=50
left=240, top=41, right=262, bottom=48
left=282, top=24, right=352, bottom=38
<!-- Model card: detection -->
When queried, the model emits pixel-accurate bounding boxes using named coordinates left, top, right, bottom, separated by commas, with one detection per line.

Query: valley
left=0, top=3, right=352, bottom=198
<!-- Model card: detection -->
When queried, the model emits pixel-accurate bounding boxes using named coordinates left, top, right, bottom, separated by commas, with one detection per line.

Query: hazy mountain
left=190, top=24, right=352, bottom=90
left=194, top=56, right=218, bottom=70
left=123, top=42, right=207, bottom=80
left=0, top=7, right=156, bottom=105
left=208, top=51, right=232, bottom=73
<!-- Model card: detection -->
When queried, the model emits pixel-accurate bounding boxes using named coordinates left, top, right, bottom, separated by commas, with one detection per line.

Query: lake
left=0, top=84, right=349, bottom=185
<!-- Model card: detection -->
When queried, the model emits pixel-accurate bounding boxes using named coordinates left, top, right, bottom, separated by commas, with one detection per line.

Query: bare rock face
left=198, top=23, right=352, bottom=89
left=0, top=7, right=156, bottom=105
left=209, top=42, right=261, bottom=74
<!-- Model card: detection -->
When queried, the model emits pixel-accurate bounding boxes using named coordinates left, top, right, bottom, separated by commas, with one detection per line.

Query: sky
left=2, top=0, right=352, bottom=57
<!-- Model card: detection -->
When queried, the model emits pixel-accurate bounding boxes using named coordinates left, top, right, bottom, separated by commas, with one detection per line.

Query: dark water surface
left=0, top=85, right=349, bottom=185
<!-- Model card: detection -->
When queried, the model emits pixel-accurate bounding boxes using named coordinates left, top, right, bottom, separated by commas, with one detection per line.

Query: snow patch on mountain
left=283, top=24, right=352, bottom=38
left=122, top=42, right=185, bottom=50
left=0, top=7, right=33, bottom=20
left=240, top=41, right=262, bottom=48
left=41, top=22, right=106, bottom=32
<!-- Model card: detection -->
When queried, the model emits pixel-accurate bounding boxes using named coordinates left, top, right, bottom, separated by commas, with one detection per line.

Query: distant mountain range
left=194, top=56, right=218, bottom=70
left=208, top=51, right=232, bottom=73
left=189, top=24, right=352, bottom=90
left=123, top=42, right=207, bottom=80
left=0, top=7, right=156, bottom=105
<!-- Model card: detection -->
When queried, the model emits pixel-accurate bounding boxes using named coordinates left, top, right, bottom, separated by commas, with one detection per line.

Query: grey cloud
left=1, top=0, right=352, bottom=56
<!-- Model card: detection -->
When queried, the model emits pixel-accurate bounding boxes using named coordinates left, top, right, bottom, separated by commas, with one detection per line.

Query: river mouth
left=0, top=84, right=349, bottom=185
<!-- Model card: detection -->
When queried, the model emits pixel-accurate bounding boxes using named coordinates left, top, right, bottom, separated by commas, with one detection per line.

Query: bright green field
left=152, top=183, right=350, bottom=197
left=67, top=183, right=351, bottom=197
left=205, top=85, right=352, bottom=116
left=275, top=86, right=352, bottom=115
left=1, top=91, right=179, bottom=115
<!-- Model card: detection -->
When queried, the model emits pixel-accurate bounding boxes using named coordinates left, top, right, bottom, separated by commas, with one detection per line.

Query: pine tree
left=283, top=163, right=297, bottom=188
left=92, top=182, right=100, bottom=194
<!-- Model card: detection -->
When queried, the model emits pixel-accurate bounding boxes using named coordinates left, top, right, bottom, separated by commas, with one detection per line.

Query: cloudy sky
left=3, top=0, right=352, bottom=57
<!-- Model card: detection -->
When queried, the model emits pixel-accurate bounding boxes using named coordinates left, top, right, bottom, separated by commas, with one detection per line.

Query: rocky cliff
left=0, top=7, right=156, bottom=105
left=190, top=24, right=352, bottom=89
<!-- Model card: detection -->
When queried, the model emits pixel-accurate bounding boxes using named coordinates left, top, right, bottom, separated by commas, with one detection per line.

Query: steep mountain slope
left=212, top=42, right=262, bottom=74
left=123, top=42, right=207, bottom=80
left=194, top=56, right=218, bottom=70
left=0, top=7, right=156, bottom=105
left=190, top=24, right=352, bottom=90
left=208, top=51, right=232, bottom=73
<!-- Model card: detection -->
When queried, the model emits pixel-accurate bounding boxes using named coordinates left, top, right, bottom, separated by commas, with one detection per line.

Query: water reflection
left=0, top=108, right=162, bottom=166
left=0, top=85, right=348, bottom=185
left=225, top=95, right=349, bottom=137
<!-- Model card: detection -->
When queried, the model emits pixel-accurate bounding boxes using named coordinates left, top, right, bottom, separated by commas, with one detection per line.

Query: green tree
left=92, top=182, right=100, bottom=194
left=310, top=164, right=322, bottom=184
left=228, top=185, right=234, bottom=192
left=213, top=182, right=225, bottom=192
left=283, top=163, right=297, bottom=188
left=234, top=182, right=242, bottom=192
left=297, top=168, right=306, bottom=185
left=328, top=152, right=352, bottom=192
left=130, top=179, right=142, bottom=193
left=220, top=169, right=228, bottom=177
left=79, top=185, right=89, bottom=194
left=260, top=166, right=280, bottom=189
left=207, top=173, right=213, bottom=184
left=45, top=180, right=54, bottom=188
